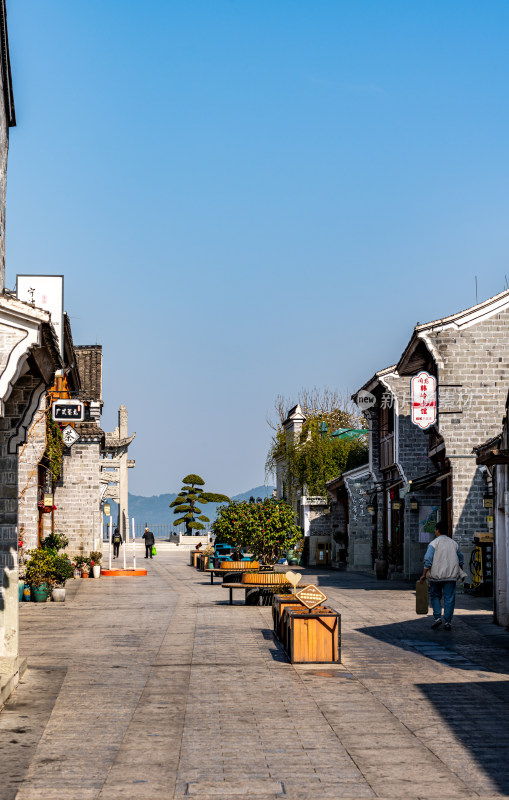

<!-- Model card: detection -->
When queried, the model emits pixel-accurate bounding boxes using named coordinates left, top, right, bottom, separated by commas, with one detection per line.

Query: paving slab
left=0, top=548, right=509, bottom=799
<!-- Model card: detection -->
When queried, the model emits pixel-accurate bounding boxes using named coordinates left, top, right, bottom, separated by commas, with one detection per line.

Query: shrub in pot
left=50, top=554, right=74, bottom=601
left=90, top=551, right=102, bottom=578
left=25, top=549, right=54, bottom=602
left=41, top=532, right=69, bottom=554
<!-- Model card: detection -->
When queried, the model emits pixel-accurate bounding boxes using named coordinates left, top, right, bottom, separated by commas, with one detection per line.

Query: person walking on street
left=112, top=527, right=122, bottom=559
left=419, top=520, right=464, bottom=630
left=142, top=527, right=155, bottom=559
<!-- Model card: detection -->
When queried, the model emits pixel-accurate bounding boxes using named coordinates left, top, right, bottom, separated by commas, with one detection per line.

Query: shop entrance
left=316, top=541, right=331, bottom=566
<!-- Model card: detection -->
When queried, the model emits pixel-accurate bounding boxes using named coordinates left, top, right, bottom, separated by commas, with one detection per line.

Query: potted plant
left=73, top=554, right=90, bottom=578
left=374, top=544, right=389, bottom=580
left=90, top=551, right=102, bottom=578
left=25, top=549, right=54, bottom=602
left=50, top=554, right=74, bottom=601
left=41, top=532, right=69, bottom=554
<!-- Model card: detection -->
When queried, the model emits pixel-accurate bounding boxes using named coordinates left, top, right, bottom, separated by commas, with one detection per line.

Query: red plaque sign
left=411, top=371, right=437, bottom=430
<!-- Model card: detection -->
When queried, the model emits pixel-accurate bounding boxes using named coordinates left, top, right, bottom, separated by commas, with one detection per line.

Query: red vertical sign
left=411, top=371, right=437, bottom=430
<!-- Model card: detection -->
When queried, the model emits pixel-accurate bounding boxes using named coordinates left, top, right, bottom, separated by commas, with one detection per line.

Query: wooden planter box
left=272, top=592, right=310, bottom=639
left=197, top=554, right=210, bottom=571
left=274, top=600, right=303, bottom=640
left=284, top=607, right=341, bottom=664
left=190, top=551, right=203, bottom=568
left=281, top=603, right=327, bottom=652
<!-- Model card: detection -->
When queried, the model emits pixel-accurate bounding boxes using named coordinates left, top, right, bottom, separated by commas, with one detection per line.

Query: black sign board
left=52, top=401, right=84, bottom=422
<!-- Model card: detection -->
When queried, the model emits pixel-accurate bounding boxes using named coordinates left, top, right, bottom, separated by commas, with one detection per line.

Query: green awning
left=330, top=428, right=369, bottom=441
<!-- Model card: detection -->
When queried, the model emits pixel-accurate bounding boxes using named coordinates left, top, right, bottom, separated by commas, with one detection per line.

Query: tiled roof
left=74, top=345, right=102, bottom=402
left=74, top=422, right=104, bottom=440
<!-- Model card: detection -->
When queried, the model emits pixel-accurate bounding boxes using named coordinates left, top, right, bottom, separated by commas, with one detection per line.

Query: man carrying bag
left=418, top=520, right=464, bottom=630
left=142, top=527, right=155, bottom=559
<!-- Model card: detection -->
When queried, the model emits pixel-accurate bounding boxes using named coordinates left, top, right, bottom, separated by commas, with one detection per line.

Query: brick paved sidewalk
left=1, top=548, right=508, bottom=800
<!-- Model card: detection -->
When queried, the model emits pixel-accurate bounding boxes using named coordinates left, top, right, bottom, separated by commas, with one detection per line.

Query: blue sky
left=4, top=1, right=509, bottom=496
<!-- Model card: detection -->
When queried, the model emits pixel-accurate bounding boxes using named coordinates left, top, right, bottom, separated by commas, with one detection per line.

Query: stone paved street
left=1, top=546, right=509, bottom=800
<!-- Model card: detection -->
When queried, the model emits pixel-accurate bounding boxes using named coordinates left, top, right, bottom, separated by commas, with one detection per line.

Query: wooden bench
left=222, top=583, right=249, bottom=604
left=222, top=581, right=291, bottom=606
left=204, top=567, right=259, bottom=585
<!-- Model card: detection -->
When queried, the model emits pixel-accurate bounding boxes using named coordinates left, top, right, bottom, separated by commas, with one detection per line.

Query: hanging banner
left=411, top=371, right=437, bottom=430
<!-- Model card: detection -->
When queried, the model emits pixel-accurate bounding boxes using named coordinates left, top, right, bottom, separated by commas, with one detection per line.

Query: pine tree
left=170, top=474, right=230, bottom=535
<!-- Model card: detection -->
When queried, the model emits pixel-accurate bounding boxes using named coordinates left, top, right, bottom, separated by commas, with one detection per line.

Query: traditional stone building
left=353, top=290, right=509, bottom=578
left=18, top=313, right=82, bottom=551
left=0, top=297, right=61, bottom=702
left=0, top=5, right=66, bottom=703
left=52, top=345, right=104, bottom=556
left=475, top=395, right=509, bottom=626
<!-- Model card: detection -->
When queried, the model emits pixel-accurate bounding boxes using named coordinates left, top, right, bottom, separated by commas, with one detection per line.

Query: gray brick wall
left=54, top=439, right=102, bottom=557
left=359, top=304, right=509, bottom=577
left=18, top=393, right=47, bottom=551
left=0, top=374, right=45, bottom=660
left=344, top=469, right=374, bottom=570
left=427, top=314, right=509, bottom=545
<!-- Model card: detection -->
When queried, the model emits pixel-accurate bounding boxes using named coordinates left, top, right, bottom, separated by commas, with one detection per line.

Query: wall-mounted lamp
left=367, top=504, right=375, bottom=516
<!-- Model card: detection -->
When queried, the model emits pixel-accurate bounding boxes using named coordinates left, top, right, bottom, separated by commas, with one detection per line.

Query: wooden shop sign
left=52, top=399, right=84, bottom=422
left=296, top=584, right=327, bottom=610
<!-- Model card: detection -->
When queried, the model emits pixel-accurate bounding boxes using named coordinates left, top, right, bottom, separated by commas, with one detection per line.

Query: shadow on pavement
left=417, top=680, right=509, bottom=794
left=357, top=616, right=509, bottom=675
left=0, top=665, right=67, bottom=800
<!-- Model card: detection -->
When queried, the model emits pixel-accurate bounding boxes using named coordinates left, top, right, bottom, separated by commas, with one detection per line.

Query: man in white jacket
left=419, top=520, right=464, bottom=630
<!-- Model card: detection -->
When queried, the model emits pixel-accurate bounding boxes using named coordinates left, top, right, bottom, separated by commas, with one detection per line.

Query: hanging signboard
left=410, top=371, right=437, bottom=430
left=52, top=400, right=84, bottom=422
left=296, top=584, right=327, bottom=610
left=61, top=424, right=80, bottom=447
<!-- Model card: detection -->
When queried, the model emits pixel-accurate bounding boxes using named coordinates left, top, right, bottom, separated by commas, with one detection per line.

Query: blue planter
left=18, top=580, right=25, bottom=602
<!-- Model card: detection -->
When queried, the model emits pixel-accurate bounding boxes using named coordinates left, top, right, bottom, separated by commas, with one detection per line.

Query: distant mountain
left=109, top=485, right=276, bottom=528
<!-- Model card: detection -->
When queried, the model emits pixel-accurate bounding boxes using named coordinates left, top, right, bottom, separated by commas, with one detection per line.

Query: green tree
left=170, top=473, right=230, bottom=535
left=266, top=389, right=368, bottom=501
left=211, top=498, right=302, bottom=563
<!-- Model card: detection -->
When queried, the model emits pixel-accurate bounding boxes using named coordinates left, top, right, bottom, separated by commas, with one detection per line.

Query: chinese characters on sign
left=410, top=371, right=437, bottom=430
left=61, top=425, right=80, bottom=447
left=296, top=584, right=327, bottom=610
left=52, top=401, right=84, bottom=422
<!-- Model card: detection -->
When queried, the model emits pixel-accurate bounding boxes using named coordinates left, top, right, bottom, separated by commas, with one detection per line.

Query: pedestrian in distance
left=419, top=520, right=464, bottom=630
left=112, top=527, right=122, bottom=559
left=142, top=527, right=155, bottom=559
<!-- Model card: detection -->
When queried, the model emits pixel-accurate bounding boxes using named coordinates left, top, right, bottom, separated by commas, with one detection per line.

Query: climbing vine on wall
left=46, top=412, right=64, bottom=483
